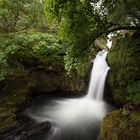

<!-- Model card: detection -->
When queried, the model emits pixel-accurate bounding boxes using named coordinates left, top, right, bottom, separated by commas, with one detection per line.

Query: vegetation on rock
left=107, top=31, right=140, bottom=105
left=0, top=0, right=45, bottom=32
left=0, top=33, right=64, bottom=80
left=100, top=110, right=140, bottom=140
left=45, top=0, right=140, bottom=70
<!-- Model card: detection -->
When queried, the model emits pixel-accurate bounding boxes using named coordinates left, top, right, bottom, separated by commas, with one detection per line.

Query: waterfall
left=87, top=49, right=110, bottom=99
left=26, top=49, right=111, bottom=140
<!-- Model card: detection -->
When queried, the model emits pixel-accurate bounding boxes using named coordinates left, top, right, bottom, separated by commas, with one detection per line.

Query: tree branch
left=87, top=25, right=140, bottom=47
left=106, top=25, right=140, bottom=35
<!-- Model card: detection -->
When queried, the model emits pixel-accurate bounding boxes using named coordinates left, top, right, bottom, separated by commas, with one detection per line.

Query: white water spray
left=27, top=49, right=111, bottom=140
left=87, top=50, right=110, bottom=99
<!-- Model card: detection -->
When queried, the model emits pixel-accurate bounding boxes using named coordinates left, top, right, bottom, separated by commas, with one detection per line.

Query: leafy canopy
left=0, top=0, right=44, bottom=32
left=46, top=0, right=140, bottom=39
left=0, top=33, right=64, bottom=80
left=45, top=0, right=140, bottom=71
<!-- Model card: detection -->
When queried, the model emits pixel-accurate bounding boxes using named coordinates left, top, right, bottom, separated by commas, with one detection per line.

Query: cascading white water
left=26, top=49, right=111, bottom=140
left=87, top=50, right=110, bottom=99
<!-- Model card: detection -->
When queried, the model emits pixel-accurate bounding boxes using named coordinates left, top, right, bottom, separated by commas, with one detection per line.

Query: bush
left=0, top=33, right=64, bottom=80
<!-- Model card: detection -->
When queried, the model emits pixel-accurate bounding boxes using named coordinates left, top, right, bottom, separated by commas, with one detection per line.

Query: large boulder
left=0, top=115, right=51, bottom=140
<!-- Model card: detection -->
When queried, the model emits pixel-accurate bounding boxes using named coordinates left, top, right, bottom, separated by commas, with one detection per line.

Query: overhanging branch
left=106, top=25, right=140, bottom=35
left=87, top=25, right=140, bottom=47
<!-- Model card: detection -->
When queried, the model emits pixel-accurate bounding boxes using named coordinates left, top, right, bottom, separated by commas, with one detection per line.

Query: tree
left=46, top=0, right=140, bottom=39
left=45, top=0, right=140, bottom=71
left=0, top=0, right=44, bottom=32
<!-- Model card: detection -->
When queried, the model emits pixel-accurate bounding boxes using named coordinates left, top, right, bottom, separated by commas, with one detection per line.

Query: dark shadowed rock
left=0, top=115, right=51, bottom=140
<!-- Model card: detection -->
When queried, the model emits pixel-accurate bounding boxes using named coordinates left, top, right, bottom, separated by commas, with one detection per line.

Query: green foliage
left=102, top=0, right=140, bottom=25
left=45, top=0, right=95, bottom=74
left=45, top=0, right=140, bottom=71
left=127, top=81, right=140, bottom=104
left=0, top=0, right=45, bottom=32
left=107, top=32, right=140, bottom=105
left=45, top=0, right=140, bottom=43
left=0, top=33, right=64, bottom=81
left=64, top=45, right=93, bottom=76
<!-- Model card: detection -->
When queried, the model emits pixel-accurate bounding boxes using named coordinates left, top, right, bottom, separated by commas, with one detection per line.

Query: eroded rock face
left=30, top=69, right=85, bottom=94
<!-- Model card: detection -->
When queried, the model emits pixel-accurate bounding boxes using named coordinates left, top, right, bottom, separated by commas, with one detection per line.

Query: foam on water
left=27, top=98, right=106, bottom=126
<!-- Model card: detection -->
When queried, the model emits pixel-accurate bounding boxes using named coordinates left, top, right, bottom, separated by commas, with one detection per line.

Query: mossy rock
left=0, top=70, right=35, bottom=133
left=107, top=31, right=140, bottom=105
left=0, top=107, right=16, bottom=133
left=100, top=110, right=140, bottom=140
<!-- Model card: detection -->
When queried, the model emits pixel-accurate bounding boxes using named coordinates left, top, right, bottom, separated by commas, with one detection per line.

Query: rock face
left=0, top=72, right=34, bottom=133
left=107, top=31, right=140, bottom=106
left=100, top=31, right=140, bottom=140
left=30, top=68, right=85, bottom=94
left=0, top=62, right=87, bottom=133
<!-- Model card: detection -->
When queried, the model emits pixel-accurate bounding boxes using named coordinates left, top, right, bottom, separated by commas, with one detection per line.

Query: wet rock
left=0, top=115, right=51, bottom=140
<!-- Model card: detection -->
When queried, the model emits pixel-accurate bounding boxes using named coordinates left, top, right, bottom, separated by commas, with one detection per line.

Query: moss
left=0, top=70, right=35, bottom=133
left=100, top=110, right=140, bottom=140
left=2, top=94, right=27, bottom=107
left=127, top=81, right=140, bottom=104
left=0, top=95, right=28, bottom=132
left=107, top=31, right=140, bottom=105
left=0, top=107, right=16, bottom=133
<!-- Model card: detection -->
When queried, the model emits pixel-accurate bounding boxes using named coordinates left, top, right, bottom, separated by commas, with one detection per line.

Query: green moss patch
left=0, top=72, right=35, bottom=133
left=100, top=110, right=140, bottom=140
left=0, top=107, right=16, bottom=133
left=107, top=32, right=140, bottom=105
